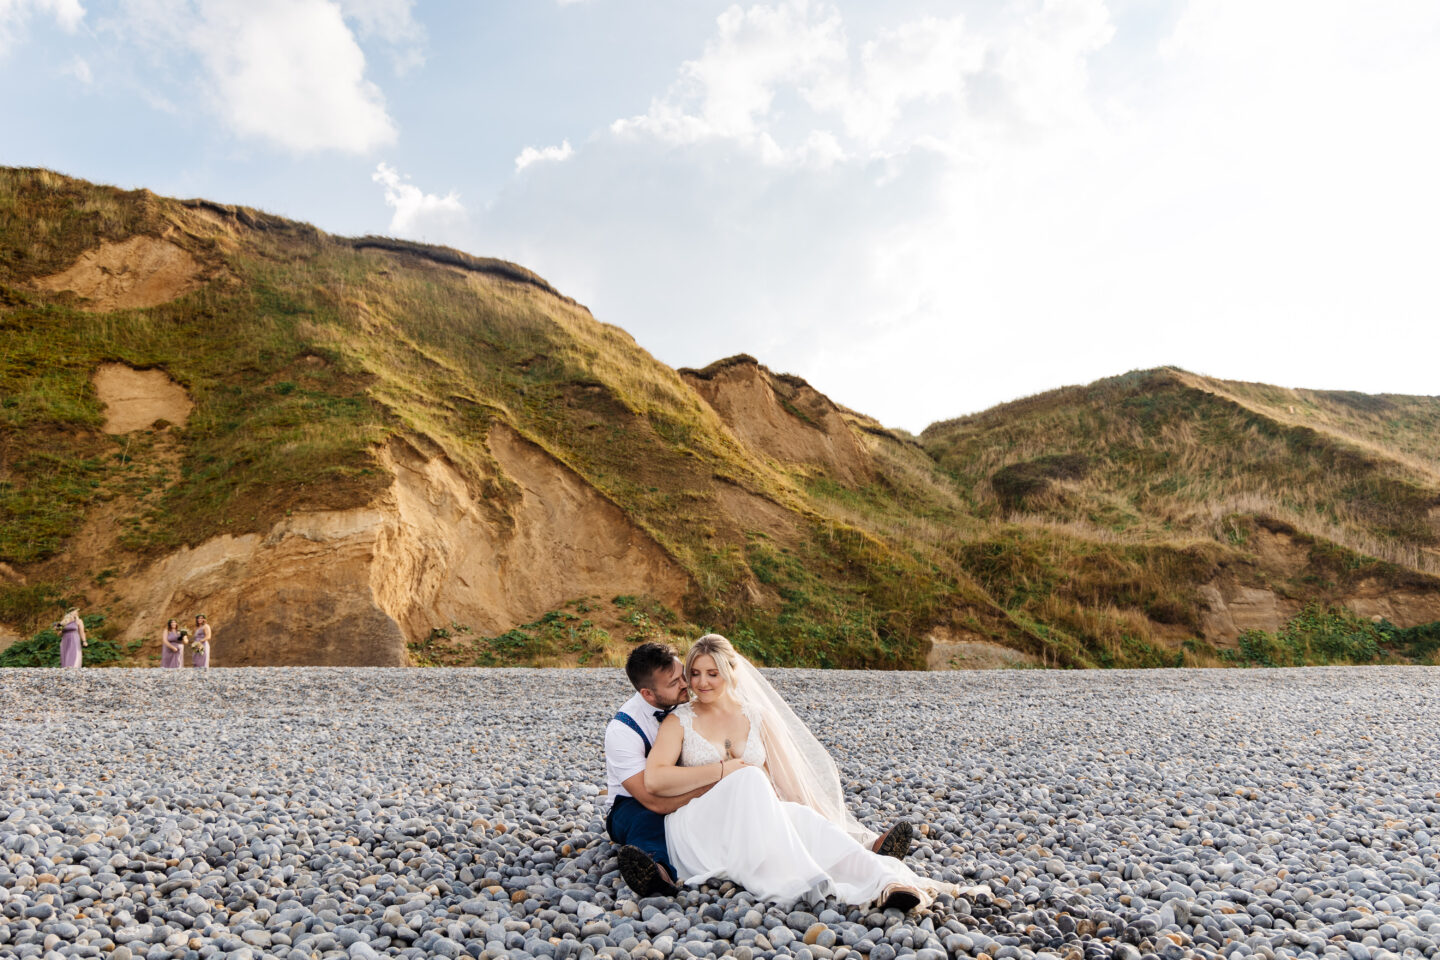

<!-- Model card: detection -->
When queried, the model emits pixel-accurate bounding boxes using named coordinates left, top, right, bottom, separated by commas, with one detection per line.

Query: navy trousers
left=606, top=796, right=675, bottom=879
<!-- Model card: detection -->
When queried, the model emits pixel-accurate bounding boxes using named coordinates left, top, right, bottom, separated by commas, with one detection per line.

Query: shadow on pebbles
left=3, top=667, right=1440, bottom=960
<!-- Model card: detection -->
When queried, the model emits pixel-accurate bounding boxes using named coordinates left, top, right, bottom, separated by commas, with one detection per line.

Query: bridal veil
left=706, top=636, right=880, bottom=849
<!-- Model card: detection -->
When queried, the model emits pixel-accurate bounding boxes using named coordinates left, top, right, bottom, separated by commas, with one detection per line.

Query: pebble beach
left=3, top=667, right=1440, bottom=960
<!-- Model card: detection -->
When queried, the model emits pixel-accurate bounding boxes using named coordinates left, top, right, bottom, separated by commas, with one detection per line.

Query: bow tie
left=653, top=706, right=675, bottom=721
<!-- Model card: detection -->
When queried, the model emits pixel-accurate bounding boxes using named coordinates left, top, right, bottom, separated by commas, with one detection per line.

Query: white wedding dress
left=663, top=701, right=934, bottom=906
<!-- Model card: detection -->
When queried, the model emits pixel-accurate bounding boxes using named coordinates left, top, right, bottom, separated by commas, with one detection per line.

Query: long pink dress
left=59, top=622, right=83, bottom=668
left=161, top=630, right=184, bottom=668
left=191, top=624, right=211, bottom=668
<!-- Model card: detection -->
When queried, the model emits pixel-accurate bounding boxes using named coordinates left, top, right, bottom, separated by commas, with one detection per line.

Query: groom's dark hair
left=626, top=641, right=680, bottom=692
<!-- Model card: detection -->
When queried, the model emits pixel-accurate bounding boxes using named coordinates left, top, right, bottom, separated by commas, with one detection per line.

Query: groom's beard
left=658, top=689, right=690, bottom=708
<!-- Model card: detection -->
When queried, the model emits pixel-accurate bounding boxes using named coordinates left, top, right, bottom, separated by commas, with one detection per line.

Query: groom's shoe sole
left=876, top=819, right=914, bottom=860
left=617, top=845, right=679, bottom=897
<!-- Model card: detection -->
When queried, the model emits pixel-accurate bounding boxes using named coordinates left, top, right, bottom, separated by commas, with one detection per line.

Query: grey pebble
left=2, top=668, right=1440, bottom=960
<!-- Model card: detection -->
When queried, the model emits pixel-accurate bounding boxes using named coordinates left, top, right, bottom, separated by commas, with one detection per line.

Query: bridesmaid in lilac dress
left=160, top=619, right=185, bottom=669
left=57, top=609, right=87, bottom=668
left=191, top=614, right=212, bottom=670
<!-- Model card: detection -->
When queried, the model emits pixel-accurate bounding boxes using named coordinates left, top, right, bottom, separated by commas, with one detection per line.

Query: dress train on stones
left=662, top=702, right=933, bottom=906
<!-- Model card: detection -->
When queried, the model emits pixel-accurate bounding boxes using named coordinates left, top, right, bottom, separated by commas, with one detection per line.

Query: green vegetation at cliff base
left=1222, top=604, right=1440, bottom=667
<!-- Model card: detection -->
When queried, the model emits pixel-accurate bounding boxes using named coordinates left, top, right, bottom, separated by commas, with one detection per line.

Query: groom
left=604, top=641, right=700, bottom=897
left=603, top=641, right=915, bottom=898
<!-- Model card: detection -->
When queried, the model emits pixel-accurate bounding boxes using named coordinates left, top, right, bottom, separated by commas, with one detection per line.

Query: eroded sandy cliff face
left=92, top=363, right=194, bottom=433
left=1198, top=580, right=1300, bottom=640
left=113, top=425, right=691, bottom=665
left=373, top=425, right=691, bottom=649
left=1194, top=524, right=1440, bottom=642
left=1198, top=577, right=1440, bottom=641
left=32, top=236, right=207, bottom=310
left=9, top=171, right=1440, bottom=670
left=681, top=356, right=871, bottom=485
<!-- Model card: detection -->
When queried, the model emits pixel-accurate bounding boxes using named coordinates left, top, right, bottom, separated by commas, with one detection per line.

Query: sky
left=3, top=0, right=1438, bottom=433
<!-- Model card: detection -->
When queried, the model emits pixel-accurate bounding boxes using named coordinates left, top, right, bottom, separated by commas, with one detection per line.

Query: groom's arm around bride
left=602, top=642, right=710, bottom=897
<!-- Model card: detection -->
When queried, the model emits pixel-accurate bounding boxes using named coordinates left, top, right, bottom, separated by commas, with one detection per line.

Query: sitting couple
left=603, top=635, right=952, bottom=911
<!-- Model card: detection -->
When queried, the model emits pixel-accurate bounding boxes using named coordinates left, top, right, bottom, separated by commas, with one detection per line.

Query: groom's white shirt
left=603, top=691, right=662, bottom=811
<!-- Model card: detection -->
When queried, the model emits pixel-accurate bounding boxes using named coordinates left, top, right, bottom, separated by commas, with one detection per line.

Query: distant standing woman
left=161, top=618, right=185, bottom=669
left=57, top=609, right=87, bottom=668
left=191, top=614, right=212, bottom=670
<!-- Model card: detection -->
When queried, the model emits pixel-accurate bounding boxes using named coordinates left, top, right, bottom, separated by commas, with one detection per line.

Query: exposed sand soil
left=91, top=363, right=193, bottom=433
left=33, top=235, right=205, bottom=310
left=926, top=640, right=1044, bottom=670
left=924, top=623, right=1045, bottom=670
left=105, top=425, right=693, bottom=666
left=684, top=358, right=871, bottom=484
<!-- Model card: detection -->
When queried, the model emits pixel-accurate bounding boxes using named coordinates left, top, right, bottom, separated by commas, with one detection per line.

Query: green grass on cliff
left=922, top=368, right=1440, bottom=578
left=0, top=170, right=394, bottom=564
left=0, top=168, right=969, bottom=666
left=6, top=167, right=1440, bottom=669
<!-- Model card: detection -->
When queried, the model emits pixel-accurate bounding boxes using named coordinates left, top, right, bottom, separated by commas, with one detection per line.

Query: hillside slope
left=922, top=368, right=1440, bottom=658
left=0, top=168, right=994, bottom=667
left=3, top=168, right=1438, bottom=667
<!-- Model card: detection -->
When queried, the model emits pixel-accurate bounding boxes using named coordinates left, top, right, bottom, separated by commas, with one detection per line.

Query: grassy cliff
left=921, top=368, right=1440, bottom=665
left=3, top=168, right=1438, bottom=668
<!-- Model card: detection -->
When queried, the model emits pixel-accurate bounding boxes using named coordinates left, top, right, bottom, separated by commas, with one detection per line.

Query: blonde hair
left=684, top=633, right=741, bottom=694
left=59, top=609, right=80, bottom=626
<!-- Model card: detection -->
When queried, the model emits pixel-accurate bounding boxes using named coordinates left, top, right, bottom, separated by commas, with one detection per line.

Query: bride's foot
left=873, top=819, right=914, bottom=859
left=879, top=883, right=923, bottom=913
left=617, top=845, right=680, bottom=897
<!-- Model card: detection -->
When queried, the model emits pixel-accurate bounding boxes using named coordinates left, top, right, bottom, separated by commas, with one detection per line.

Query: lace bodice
left=675, top=702, right=767, bottom=768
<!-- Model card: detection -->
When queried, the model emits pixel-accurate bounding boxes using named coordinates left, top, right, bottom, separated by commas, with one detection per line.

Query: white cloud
left=42, top=0, right=82, bottom=28
left=0, top=0, right=85, bottom=54
left=822, top=16, right=981, bottom=146
left=338, top=0, right=424, bottom=74
left=191, top=0, right=395, bottom=154
left=793, top=128, right=844, bottom=167
left=62, top=52, right=89, bottom=81
left=514, top=139, right=574, bottom=173
left=372, top=162, right=467, bottom=243
left=502, top=0, right=1133, bottom=425
left=482, top=0, right=1440, bottom=430
left=100, top=0, right=404, bottom=154
left=609, top=0, right=1113, bottom=169
left=612, top=0, right=846, bottom=163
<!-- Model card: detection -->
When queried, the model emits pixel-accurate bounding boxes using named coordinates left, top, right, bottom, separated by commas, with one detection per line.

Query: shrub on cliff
left=1222, top=605, right=1388, bottom=667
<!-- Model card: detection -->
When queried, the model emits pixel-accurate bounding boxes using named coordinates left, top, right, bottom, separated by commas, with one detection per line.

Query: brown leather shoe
left=874, top=819, right=914, bottom=860
left=617, top=845, right=680, bottom=897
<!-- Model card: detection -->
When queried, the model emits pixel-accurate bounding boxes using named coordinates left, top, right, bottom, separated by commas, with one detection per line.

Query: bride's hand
left=719, top=758, right=757, bottom=779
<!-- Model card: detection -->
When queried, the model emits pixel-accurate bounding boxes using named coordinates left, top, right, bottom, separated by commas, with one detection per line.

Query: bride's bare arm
left=621, top=771, right=711, bottom=814
left=645, top=715, right=746, bottom=796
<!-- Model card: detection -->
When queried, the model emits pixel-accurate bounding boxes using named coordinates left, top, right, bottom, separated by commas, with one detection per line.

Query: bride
left=643, top=634, right=951, bottom=910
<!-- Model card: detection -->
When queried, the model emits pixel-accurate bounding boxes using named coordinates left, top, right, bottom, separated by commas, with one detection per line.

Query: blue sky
left=4, top=0, right=1438, bottom=432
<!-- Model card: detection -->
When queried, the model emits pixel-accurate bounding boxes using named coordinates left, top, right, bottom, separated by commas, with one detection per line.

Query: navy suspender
left=614, top=711, right=651, bottom=754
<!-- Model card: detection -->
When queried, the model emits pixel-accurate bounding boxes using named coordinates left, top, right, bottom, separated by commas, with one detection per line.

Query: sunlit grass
left=923, top=368, right=1440, bottom=576
left=5, top=168, right=1438, bottom=669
